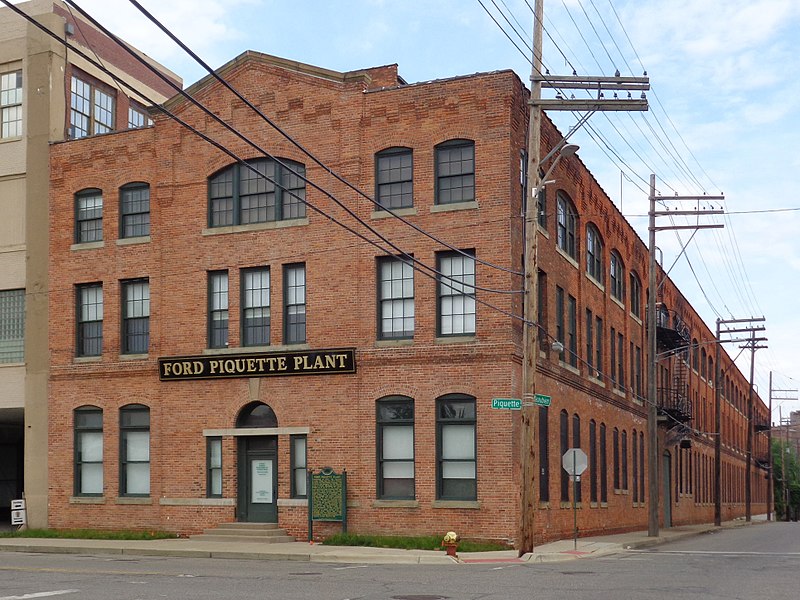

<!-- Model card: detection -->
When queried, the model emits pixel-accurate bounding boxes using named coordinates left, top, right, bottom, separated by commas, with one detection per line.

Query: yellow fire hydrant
left=441, top=531, right=460, bottom=557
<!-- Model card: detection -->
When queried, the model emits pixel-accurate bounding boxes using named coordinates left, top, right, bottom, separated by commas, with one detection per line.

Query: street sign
left=491, top=398, right=522, bottom=410
left=534, top=394, right=551, bottom=407
left=562, top=448, right=588, bottom=476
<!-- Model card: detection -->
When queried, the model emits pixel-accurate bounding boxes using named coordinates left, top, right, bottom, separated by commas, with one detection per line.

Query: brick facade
left=48, top=52, right=768, bottom=545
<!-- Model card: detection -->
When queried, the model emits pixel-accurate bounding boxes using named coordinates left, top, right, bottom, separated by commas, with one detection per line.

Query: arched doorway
left=236, top=402, right=278, bottom=523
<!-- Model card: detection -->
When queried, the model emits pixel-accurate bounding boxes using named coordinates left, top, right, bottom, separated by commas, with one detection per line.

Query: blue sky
left=41, top=0, right=800, bottom=421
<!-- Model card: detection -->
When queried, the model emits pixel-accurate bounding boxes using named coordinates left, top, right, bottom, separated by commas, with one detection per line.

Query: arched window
left=120, top=404, right=149, bottom=496
left=435, top=139, right=474, bottom=205
left=119, top=182, right=150, bottom=238
left=557, top=191, right=577, bottom=259
left=586, top=224, right=603, bottom=282
left=75, top=188, right=103, bottom=243
left=375, top=147, right=413, bottom=209
left=610, top=251, right=625, bottom=301
left=236, top=402, right=278, bottom=428
left=208, top=158, right=306, bottom=227
left=692, top=339, right=700, bottom=372
left=376, top=396, right=415, bottom=499
left=701, top=348, right=707, bottom=379
left=560, top=410, right=569, bottom=501
left=629, top=271, right=642, bottom=318
left=74, top=406, right=103, bottom=496
left=436, top=394, right=476, bottom=500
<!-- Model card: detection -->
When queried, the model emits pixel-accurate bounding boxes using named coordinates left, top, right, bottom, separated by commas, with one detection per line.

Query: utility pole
left=744, top=329, right=767, bottom=522
left=771, top=385, right=798, bottom=521
left=712, top=318, right=765, bottom=525
left=648, top=176, right=723, bottom=536
left=517, top=1, right=648, bottom=555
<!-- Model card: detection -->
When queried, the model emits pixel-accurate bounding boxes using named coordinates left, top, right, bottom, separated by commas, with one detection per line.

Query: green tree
left=772, top=439, right=800, bottom=520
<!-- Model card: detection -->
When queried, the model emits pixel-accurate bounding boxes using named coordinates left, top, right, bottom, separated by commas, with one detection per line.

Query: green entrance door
left=238, top=436, right=278, bottom=523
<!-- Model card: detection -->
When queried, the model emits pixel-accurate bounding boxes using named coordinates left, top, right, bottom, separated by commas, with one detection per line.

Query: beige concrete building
left=0, top=0, right=179, bottom=526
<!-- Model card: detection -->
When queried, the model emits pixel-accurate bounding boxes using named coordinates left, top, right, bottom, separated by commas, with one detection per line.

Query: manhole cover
left=391, top=596, right=449, bottom=600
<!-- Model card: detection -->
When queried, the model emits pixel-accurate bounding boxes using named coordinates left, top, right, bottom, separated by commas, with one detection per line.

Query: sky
left=18, top=0, right=800, bottom=422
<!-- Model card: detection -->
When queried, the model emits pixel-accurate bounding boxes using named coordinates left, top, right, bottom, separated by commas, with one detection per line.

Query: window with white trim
left=436, top=394, right=476, bottom=500
left=0, top=69, right=22, bottom=138
left=377, top=397, right=415, bottom=499
left=378, top=257, right=414, bottom=339
left=437, top=251, right=476, bottom=336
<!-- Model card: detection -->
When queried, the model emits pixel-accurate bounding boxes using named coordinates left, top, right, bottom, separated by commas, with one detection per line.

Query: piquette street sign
left=491, top=398, right=522, bottom=410
left=159, top=348, right=356, bottom=381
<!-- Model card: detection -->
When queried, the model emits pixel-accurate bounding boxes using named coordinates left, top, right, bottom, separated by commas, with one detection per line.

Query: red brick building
left=47, top=52, right=769, bottom=545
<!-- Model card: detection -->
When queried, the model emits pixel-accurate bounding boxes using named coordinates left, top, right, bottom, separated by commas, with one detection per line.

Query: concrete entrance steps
left=191, top=522, right=295, bottom=543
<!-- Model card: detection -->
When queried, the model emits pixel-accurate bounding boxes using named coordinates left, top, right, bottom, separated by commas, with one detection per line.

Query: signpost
left=562, top=448, right=588, bottom=550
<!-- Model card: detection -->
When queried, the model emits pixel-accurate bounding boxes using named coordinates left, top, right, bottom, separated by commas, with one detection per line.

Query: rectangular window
left=437, top=251, right=476, bottom=336
left=74, top=408, right=103, bottom=496
left=600, top=423, right=608, bottom=503
left=75, top=189, right=103, bottom=243
left=241, top=268, right=270, bottom=346
left=617, top=332, right=625, bottom=390
left=621, top=430, right=628, bottom=491
left=122, top=279, right=149, bottom=354
left=120, top=405, right=150, bottom=496
left=632, top=429, right=638, bottom=502
left=610, top=327, right=617, bottom=385
left=284, top=264, right=306, bottom=344
left=70, top=75, right=115, bottom=138
left=635, top=346, right=643, bottom=398
left=0, top=289, right=24, bottom=363
left=120, top=184, right=150, bottom=238
left=376, top=148, right=413, bottom=209
left=437, top=396, right=476, bottom=500
left=560, top=410, right=569, bottom=502
left=378, top=257, right=414, bottom=339
left=567, top=294, right=577, bottom=367
left=555, top=286, right=565, bottom=360
left=572, top=414, right=581, bottom=503
left=291, top=435, right=307, bottom=498
left=538, top=406, right=549, bottom=502
left=595, top=317, right=603, bottom=379
left=0, top=69, right=22, bottom=138
left=630, top=273, right=642, bottom=318
left=435, top=140, right=475, bottom=204
left=208, top=271, right=229, bottom=349
left=586, top=309, right=593, bottom=372
left=76, top=283, right=103, bottom=357
left=207, top=437, right=222, bottom=498
left=127, top=105, right=152, bottom=129
left=613, top=428, right=620, bottom=490
left=377, top=398, right=415, bottom=499
left=537, top=270, right=547, bottom=340
left=589, top=420, right=598, bottom=503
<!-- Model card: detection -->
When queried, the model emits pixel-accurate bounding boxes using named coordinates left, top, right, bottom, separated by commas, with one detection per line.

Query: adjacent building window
left=291, top=435, right=307, bottom=498
left=208, top=271, right=229, bottom=349
left=572, top=413, right=582, bottom=503
left=0, top=69, right=22, bottom=138
left=437, top=251, right=476, bottom=336
left=595, top=316, right=603, bottom=379
left=436, top=394, right=476, bottom=500
left=567, top=294, right=577, bottom=367
left=208, top=158, right=306, bottom=227
left=538, top=406, right=549, bottom=502
left=600, top=422, right=608, bottom=503
left=120, top=183, right=150, bottom=238
left=70, top=75, right=114, bottom=138
left=630, top=272, right=642, bottom=318
left=586, top=224, right=603, bottom=282
left=376, top=147, right=413, bottom=209
left=207, top=437, right=222, bottom=498
left=378, top=257, right=414, bottom=339
left=121, top=279, right=150, bottom=354
left=241, top=268, right=270, bottom=346
left=74, top=406, right=103, bottom=496
left=76, top=283, right=103, bottom=357
left=377, top=397, right=415, bottom=499
left=613, top=427, right=621, bottom=490
left=75, top=189, right=103, bottom=243
left=435, top=140, right=475, bottom=204
left=119, top=404, right=150, bottom=496
left=284, top=264, right=306, bottom=344
left=560, top=409, right=569, bottom=502
left=586, top=309, right=594, bottom=373
left=556, top=192, right=577, bottom=259
left=0, top=289, right=24, bottom=363
left=589, top=419, right=598, bottom=503
left=610, top=251, right=625, bottom=301
left=127, top=104, right=152, bottom=129
left=555, top=286, right=565, bottom=360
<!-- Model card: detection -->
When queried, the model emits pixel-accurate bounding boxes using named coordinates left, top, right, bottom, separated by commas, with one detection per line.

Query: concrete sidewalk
left=0, top=516, right=767, bottom=565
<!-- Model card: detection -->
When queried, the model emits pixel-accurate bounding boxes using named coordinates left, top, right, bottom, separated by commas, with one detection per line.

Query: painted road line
left=0, top=591, right=79, bottom=600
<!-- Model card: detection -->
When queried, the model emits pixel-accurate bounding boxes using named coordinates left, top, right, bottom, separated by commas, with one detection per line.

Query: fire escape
left=654, top=303, right=693, bottom=426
